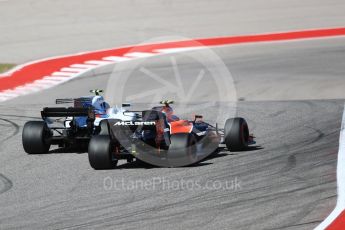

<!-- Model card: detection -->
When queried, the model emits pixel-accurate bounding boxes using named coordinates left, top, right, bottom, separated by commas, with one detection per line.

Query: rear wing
left=56, top=98, right=93, bottom=108
left=41, top=107, right=95, bottom=119
left=55, top=98, right=74, bottom=104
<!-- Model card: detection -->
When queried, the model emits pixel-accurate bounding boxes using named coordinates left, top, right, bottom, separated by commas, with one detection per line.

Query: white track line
left=52, top=72, right=76, bottom=77
left=84, top=60, right=114, bottom=65
left=0, top=94, right=15, bottom=98
left=60, top=67, right=87, bottom=73
left=124, top=52, right=155, bottom=58
left=0, top=97, right=10, bottom=102
left=0, top=91, right=17, bottom=97
left=0, top=48, right=217, bottom=102
left=315, top=104, right=345, bottom=229
left=43, top=76, right=70, bottom=81
left=154, top=47, right=204, bottom=53
left=102, top=56, right=131, bottom=62
left=31, top=81, right=55, bottom=89
left=35, top=79, right=63, bottom=85
left=23, top=83, right=48, bottom=91
left=15, top=86, right=41, bottom=92
left=70, top=64, right=97, bottom=68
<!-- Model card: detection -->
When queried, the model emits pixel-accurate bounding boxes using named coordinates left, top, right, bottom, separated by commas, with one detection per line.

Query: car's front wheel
left=224, top=117, right=249, bottom=151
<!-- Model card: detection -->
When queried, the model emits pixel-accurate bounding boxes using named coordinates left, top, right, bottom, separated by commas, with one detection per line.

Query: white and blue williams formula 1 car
left=22, top=90, right=138, bottom=157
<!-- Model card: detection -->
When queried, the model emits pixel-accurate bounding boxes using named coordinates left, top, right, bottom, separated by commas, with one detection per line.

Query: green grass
left=0, top=63, right=15, bottom=74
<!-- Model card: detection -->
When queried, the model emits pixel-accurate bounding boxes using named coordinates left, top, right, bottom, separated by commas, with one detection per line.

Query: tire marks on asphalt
left=0, top=173, right=12, bottom=194
left=0, top=117, right=19, bottom=195
left=0, top=117, right=19, bottom=144
left=0, top=114, right=40, bottom=120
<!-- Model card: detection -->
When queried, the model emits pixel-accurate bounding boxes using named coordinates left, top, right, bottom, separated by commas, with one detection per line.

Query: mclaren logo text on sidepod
left=113, top=121, right=156, bottom=126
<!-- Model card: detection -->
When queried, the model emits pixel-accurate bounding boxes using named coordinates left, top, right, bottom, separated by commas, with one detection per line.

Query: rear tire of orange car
left=88, top=135, right=118, bottom=170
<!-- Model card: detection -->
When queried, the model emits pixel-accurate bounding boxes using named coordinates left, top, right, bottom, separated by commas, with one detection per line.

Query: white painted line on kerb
left=31, top=80, right=53, bottom=86
left=0, top=94, right=14, bottom=100
left=70, top=64, right=96, bottom=68
left=124, top=52, right=155, bottom=58
left=43, top=76, right=70, bottom=81
left=154, top=47, right=204, bottom=54
left=102, top=56, right=132, bottom=62
left=1, top=90, right=18, bottom=97
left=12, top=89, right=30, bottom=96
left=0, top=96, right=11, bottom=101
left=85, top=60, right=114, bottom=65
left=315, top=104, right=345, bottom=230
left=22, top=83, right=47, bottom=91
left=35, top=79, right=62, bottom=85
left=0, top=96, right=15, bottom=102
left=15, top=86, right=40, bottom=92
left=0, top=46, right=230, bottom=103
left=31, top=81, right=55, bottom=89
left=52, top=72, right=76, bottom=77
left=60, top=67, right=87, bottom=73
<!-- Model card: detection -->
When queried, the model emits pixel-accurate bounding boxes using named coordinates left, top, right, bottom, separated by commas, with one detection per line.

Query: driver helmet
left=92, top=96, right=109, bottom=113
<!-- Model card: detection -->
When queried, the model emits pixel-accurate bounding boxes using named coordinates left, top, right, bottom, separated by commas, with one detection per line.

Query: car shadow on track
left=115, top=161, right=214, bottom=170
left=48, top=147, right=88, bottom=154
left=205, top=145, right=263, bottom=157
left=115, top=145, right=263, bottom=170
left=243, top=146, right=264, bottom=151
left=43, top=145, right=263, bottom=170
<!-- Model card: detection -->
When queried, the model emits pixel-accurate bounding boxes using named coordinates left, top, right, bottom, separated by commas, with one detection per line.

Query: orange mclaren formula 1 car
left=88, top=100, right=255, bottom=169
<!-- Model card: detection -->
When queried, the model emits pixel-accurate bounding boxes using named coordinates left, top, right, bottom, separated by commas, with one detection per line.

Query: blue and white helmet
left=92, top=96, right=109, bottom=112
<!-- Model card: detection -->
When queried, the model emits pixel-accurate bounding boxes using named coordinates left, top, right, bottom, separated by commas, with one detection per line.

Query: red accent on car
left=169, top=120, right=193, bottom=134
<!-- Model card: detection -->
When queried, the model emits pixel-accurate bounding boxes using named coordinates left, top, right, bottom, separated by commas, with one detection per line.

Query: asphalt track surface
left=0, top=38, right=344, bottom=229
left=1, top=1, right=345, bottom=230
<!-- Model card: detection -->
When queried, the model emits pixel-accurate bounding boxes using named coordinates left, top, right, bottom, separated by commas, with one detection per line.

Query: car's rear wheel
left=22, top=121, right=51, bottom=154
left=88, top=135, right=118, bottom=170
left=224, top=117, right=249, bottom=151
